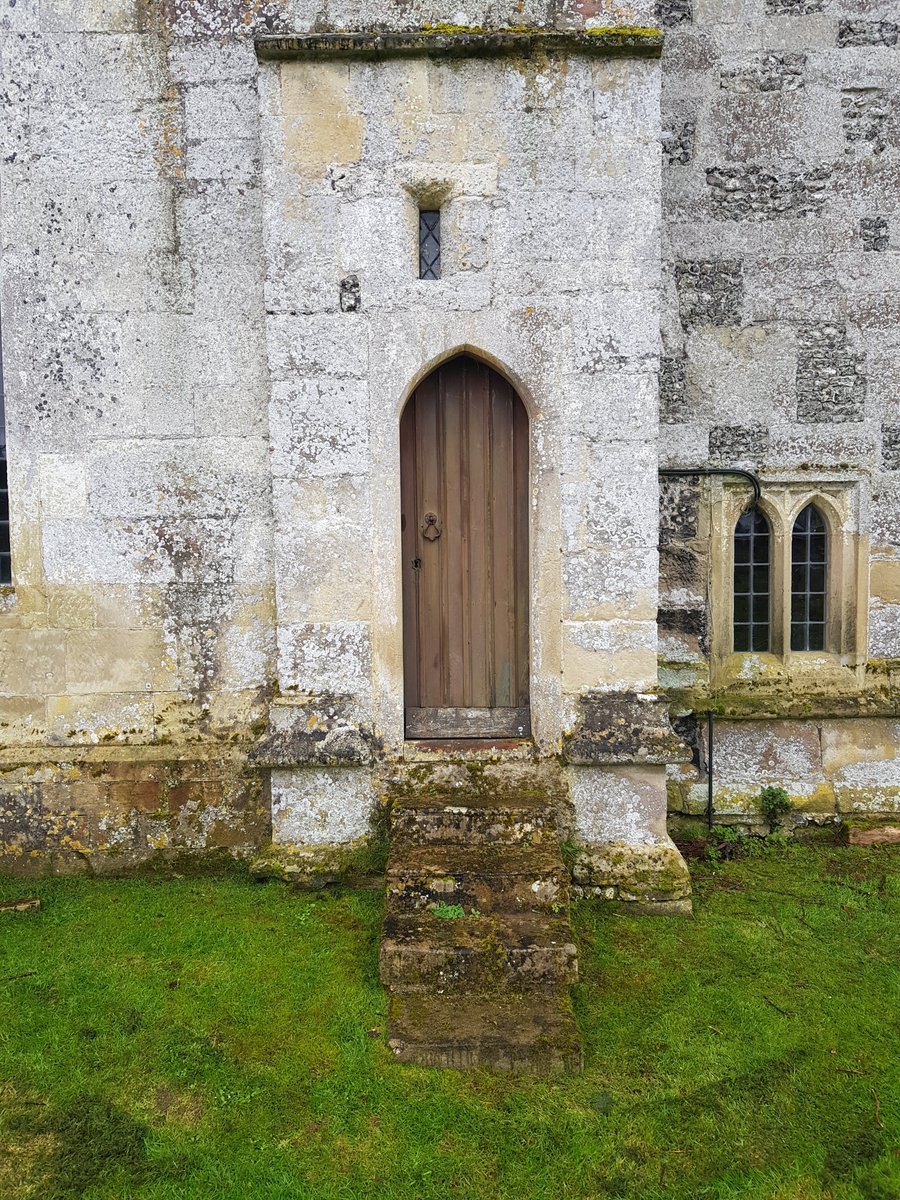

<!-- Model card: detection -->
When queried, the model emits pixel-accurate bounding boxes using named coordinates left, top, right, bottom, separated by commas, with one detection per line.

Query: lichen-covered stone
left=860, top=217, right=888, bottom=253
left=1, top=0, right=898, bottom=884
left=705, top=165, right=831, bottom=221
left=563, top=694, right=690, bottom=766
left=249, top=837, right=378, bottom=887
left=842, top=90, right=889, bottom=155
left=0, top=754, right=268, bottom=876
left=251, top=696, right=381, bottom=766
left=675, top=260, right=743, bottom=328
left=796, top=324, right=866, bottom=424
left=719, top=53, right=805, bottom=94
left=838, top=21, right=899, bottom=48
left=571, top=840, right=692, bottom=910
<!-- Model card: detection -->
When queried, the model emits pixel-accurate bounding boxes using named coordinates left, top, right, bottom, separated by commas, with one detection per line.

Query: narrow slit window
left=791, top=504, right=827, bottom=651
left=418, top=209, right=441, bottom=280
left=0, top=319, right=9, bottom=586
left=0, top=455, right=8, bottom=586
left=733, top=509, right=770, bottom=653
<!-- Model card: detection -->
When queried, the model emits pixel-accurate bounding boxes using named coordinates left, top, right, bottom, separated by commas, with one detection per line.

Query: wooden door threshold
left=401, top=737, right=537, bottom=763
left=405, top=707, right=531, bottom=739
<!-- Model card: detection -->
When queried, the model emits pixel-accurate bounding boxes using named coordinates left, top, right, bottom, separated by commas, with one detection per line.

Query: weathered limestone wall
left=1, top=0, right=895, bottom=873
left=0, top=1, right=673, bottom=877
left=669, top=716, right=900, bottom=832
left=656, top=0, right=900, bottom=830
left=0, top=3, right=281, bottom=870
left=255, top=35, right=667, bottom=863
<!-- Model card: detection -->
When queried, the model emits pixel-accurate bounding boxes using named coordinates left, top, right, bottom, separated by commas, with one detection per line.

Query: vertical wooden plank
left=416, top=374, right=443, bottom=707
left=490, top=373, right=515, bottom=707
left=400, top=397, right=419, bottom=708
left=467, top=360, right=490, bottom=707
left=460, top=358, right=472, bottom=707
left=513, top=397, right=530, bottom=706
left=441, top=358, right=466, bottom=706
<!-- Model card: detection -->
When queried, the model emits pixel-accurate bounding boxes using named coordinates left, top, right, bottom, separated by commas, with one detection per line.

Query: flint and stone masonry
left=0, top=0, right=897, bottom=891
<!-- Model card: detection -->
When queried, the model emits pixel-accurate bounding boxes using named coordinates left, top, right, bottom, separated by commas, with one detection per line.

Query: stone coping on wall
left=255, top=28, right=664, bottom=63
left=661, top=657, right=900, bottom=720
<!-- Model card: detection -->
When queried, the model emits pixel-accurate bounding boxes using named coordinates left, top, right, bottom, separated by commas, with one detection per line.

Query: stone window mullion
left=774, top=510, right=790, bottom=659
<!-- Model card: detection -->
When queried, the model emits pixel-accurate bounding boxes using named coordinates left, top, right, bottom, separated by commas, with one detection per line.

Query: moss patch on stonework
left=249, top=834, right=389, bottom=888
left=1, top=846, right=898, bottom=1197
left=662, top=656, right=900, bottom=721
left=571, top=840, right=693, bottom=911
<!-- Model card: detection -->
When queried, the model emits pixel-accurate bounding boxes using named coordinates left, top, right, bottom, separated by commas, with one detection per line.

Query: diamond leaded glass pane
left=733, top=509, right=770, bottom=653
left=790, top=504, right=827, bottom=651
left=419, top=210, right=440, bottom=280
left=0, top=453, right=9, bottom=585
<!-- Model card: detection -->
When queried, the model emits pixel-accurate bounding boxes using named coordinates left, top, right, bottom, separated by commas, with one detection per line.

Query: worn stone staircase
left=380, top=781, right=583, bottom=1073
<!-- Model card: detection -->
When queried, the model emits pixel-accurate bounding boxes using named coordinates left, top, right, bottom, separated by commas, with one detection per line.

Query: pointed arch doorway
left=400, top=354, right=530, bottom=739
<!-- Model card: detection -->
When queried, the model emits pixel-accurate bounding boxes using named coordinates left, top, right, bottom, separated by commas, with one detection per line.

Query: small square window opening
left=419, top=210, right=441, bottom=280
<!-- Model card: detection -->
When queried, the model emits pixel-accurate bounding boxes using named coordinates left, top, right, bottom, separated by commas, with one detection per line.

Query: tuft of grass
left=1, top=847, right=898, bottom=1199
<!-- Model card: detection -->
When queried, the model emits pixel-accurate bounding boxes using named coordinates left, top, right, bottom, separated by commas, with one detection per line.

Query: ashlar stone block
left=271, top=766, right=374, bottom=846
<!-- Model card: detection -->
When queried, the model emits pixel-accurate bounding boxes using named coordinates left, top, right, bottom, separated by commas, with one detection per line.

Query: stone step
left=386, top=842, right=569, bottom=914
left=390, top=789, right=556, bottom=846
left=380, top=911, right=578, bottom=993
left=387, top=990, right=583, bottom=1073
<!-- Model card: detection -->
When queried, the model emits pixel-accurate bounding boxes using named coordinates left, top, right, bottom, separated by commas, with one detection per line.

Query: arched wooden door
left=401, top=355, right=530, bottom=739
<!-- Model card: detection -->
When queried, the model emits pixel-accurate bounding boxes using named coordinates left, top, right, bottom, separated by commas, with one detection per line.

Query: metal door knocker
left=421, top=512, right=442, bottom=541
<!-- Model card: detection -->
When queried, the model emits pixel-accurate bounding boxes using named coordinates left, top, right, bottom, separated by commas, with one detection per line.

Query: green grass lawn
left=1, top=844, right=898, bottom=1200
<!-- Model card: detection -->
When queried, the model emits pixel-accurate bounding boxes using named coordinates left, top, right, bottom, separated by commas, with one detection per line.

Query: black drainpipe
left=706, top=710, right=714, bottom=830
left=658, top=466, right=761, bottom=510
left=657, top=467, right=763, bottom=830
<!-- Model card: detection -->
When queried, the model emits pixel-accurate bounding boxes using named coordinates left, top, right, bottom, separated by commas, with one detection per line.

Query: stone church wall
left=0, top=0, right=896, bottom=875
left=1, top=1, right=280, bottom=870
left=656, top=0, right=900, bottom=828
left=0, top=1, right=672, bottom=877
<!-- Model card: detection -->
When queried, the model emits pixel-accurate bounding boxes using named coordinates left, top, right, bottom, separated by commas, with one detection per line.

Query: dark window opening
left=733, top=509, right=770, bottom=653
left=791, top=504, right=827, bottom=651
left=0, top=456, right=8, bottom=586
left=0, top=319, right=8, bottom=586
left=419, top=209, right=441, bottom=280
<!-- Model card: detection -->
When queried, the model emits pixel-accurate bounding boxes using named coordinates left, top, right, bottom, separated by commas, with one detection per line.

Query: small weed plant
left=711, top=825, right=740, bottom=844
left=759, top=785, right=793, bottom=833
left=430, top=901, right=466, bottom=919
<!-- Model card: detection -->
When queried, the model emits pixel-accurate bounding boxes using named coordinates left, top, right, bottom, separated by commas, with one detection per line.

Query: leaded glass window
left=733, top=509, right=770, bottom=652
left=0, top=322, right=8, bottom=586
left=0, top=454, right=9, bottom=586
left=791, top=504, right=827, bottom=651
left=418, top=210, right=440, bottom=280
